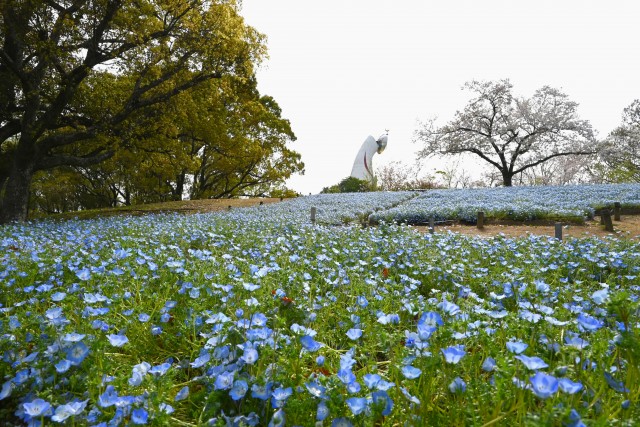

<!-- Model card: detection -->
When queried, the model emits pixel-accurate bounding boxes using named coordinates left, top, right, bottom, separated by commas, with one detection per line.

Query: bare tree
left=414, top=79, right=597, bottom=186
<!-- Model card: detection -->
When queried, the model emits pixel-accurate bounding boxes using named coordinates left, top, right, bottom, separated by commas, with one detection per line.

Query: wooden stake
left=555, top=222, right=563, bottom=241
left=429, top=216, right=435, bottom=234
left=601, top=209, right=614, bottom=232
left=477, top=211, right=485, bottom=229
left=614, top=202, right=621, bottom=221
left=310, top=207, right=317, bottom=224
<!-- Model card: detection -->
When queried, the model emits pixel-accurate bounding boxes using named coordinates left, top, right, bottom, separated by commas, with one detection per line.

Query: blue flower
left=66, top=342, right=90, bottom=365
left=229, top=380, right=248, bottom=401
left=506, top=341, right=528, bottom=354
left=268, top=408, right=285, bottom=427
left=346, top=397, right=368, bottom=415
left=441, top=345, right=465, bottom=364
left=317, top=401, right=329, bottom=421
left=131, top=408, right=148, bottom=424
left=337, top=368, right=356, bottom=385
left=214, top=371, right=235, bottom=390
left=515, top=355, right=549, bottom=370
left=271, top=387, right=293, bottom=408
left=55, top=359, right=72, bottom=373
left=363, top=373, right=381, bottom=389
left=190, top=352, right=210, bottom=368
left=300, top=335, right=323, bottom=352
left=107, top=334, right=129, bottom=347
left=346, top=328, right=363, bottom=340
left=371, top=390, right=393, bottom=416
left=175, top=386, right=189, bottom=401
left=331, top=418, right=354, bottom=427
left=251, top=382, right=273, bottom=400
left=23, top=398, right=52, bottom=418
left=51, top=399, right=88, bottom=422
left=604, top=372, right=629, bottom=393
left=558, top=378, right=583, bottom=394
left=529, top=372, right=558, bottom=399
left=576, top=313, right=604, bottom=332
left=401, top=365, right=422, bottom=379
left=148, top=362, right=171, bottom=377
left=448, top=377, right=467, bottom=393
left=305, top=381, right=326, bottom=398
left=482, top=357, right=496, bottom=372
left=75, top=268, right=91, bottom=281
left=316, top=355, right=325, bottom=366
left=241, top=346, right=259, bottom=365
left=98, top=385, right=119, bottom=408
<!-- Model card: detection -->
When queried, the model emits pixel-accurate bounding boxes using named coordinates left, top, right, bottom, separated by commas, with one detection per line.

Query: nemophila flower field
left=1, top=196, right=640, bottom=426
left=369, top=184, right=640, bottom=224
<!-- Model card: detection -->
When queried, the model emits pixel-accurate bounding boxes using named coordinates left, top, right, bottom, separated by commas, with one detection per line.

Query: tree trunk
left=0, top=163, right=34, bottom=223
left=502, top=171, right=513, bottom=187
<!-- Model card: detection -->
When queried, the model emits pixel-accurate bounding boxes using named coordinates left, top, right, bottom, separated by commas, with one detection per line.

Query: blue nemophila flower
left=442, top=345, right=465, bottom=364
left=269, top=408, right=285, bottom=427
left=576, top=313, right=604, bottom=332
left=347, top=381, right=361, bottom=394
left=316, top=355, right=325, bottom=366
left=371, top=390, right=393, bottom=416
left=558, top=378, right=583, bottom=394
left=317, top=401, right=329, bottom=421
left=364, top=373, right=381, bottom=389
left=529, top=372, right=558, bottom=399
left=346, top=397, right=368, bottom=415
left=603, top=372, right=630, bottom=393
left=437, top=300, right=460, bottom=315
left=241, top=345, right=259, bottom=365
left=148, top=362, right=171, bottom=377
left=75, top=268, right=91, bottom=281
left=131, top=408, right=148, bottom=424
left=419, top=311, right=444, bottom=326
left=346, top=328, right=363, bottom=340
left=55, top=359, right=72, bottom=373
left=251, top=382, right=273, bottom=400
left=402, top=365, right=422, bottom=379
left=51, top=399, right=89, bottom=422
left=331, top=417, right=354, bottom=427
left=564, top=333, right=589, bottom=349
left=23, top=398, right=52, bottom=418
left=515, top=355, right=549, bottom=370
left=62, top=332, right=86, bottom=343
left=300, top=335, right=322, bottom=352
left=98, top=385, right=119, bottom=408
left=214, top=371, right=235, bottom=390
left=175, top=386, right=189, bottom=401
left=151, top=325, right=162, bottom=335
left=190, top=352, right=210, bottom=368
left=591, top=288, right=609, bottom=305
left=482, top=357, right=497, bottom=372
left=66, top=342, right=90, bottom=365
left=448, top=377, right=467, bottom=393
left=565, top=408, right=585, bottom=427
left=107, top=334, right=128, bottom=347
left=138, top=313, right=150, bottom=322
left=271, top=387, right=293, bottom=408
left=229, top=380, right=248, bottom=401
left=337, top=368, right=356, bottom=385
left=417, top=323, right=437, bottom=341
left=506, top=341, right=528, bottom=354
left=305, top=381, right=326, bottom=398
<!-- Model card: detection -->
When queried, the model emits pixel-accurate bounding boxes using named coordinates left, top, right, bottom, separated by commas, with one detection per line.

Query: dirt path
left=413, top=215, right=640, bottom=240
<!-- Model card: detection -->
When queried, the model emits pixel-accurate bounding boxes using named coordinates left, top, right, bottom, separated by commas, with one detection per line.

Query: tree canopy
left=1, top=0, right=302, bottom=222
left=597, top=99, right=640, bottom=182
left=414, top=79, right=597, bottom=186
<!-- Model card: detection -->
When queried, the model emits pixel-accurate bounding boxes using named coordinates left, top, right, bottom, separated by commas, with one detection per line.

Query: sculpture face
left=376, top=134, right=388, bottom=154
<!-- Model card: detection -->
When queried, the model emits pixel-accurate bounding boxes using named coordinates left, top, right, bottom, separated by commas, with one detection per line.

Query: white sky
left=240, top=0, right=640, bottom=194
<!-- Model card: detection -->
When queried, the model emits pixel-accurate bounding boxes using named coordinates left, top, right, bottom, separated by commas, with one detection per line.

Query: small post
left=477, top=211, right=485, bottom=229
left=259, top=201, right=264, bottom=205
left=428, top=216, right=435, bottom=234
left=280, top=197, right=284, bottom=201
left=601, top=209, right=614, bottom=232
left=310, top=206, right=317, bottom=224
left=554, top=222, right=563, bottom=241
left=227, top=205, right=232, bottom=211
left=614, top=202, right=621, bottom=221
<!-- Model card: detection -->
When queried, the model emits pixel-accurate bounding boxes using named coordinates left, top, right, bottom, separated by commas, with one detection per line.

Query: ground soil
left=412, top=215, right=640, bottom=240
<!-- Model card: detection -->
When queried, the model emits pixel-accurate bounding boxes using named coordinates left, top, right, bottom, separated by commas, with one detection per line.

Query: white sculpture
left=350, top=132, right=388, bottom=182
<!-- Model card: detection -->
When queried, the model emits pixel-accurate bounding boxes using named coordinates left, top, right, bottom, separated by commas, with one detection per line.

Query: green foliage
left=321, top=176, right=375, bottom=194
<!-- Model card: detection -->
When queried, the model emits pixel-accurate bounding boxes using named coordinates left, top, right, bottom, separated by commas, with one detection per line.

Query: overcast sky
left=240, top=0, right=640, bottom=194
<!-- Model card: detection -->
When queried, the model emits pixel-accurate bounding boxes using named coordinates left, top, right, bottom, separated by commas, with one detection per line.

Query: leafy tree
left=321, top=176, right=373, bottom=194
left=0, top=0, right=265, bottom=222
left=597, top=99, right=640, bottom=182
left=414, top=79, right=597, bottom=186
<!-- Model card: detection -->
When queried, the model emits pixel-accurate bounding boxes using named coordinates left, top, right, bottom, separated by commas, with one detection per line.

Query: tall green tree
left=0, top=0, right=264, bottom=222
left=414, top=79, right=597, bottom=186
